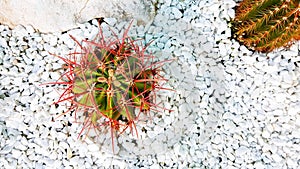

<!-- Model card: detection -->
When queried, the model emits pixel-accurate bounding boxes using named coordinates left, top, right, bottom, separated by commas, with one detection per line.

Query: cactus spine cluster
left=232, top=0, right=300, bottom=52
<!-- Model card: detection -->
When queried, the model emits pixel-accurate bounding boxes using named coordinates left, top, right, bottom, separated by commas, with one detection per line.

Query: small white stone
left=61, top=34, right=75, bottom=49
left=49, top=151, right=58, bottom=160
left=245, top=67, right=256, bottom=77
left=24, top=25, right=35, bottom=34
left=216, top=20, right=228, bottom=35
left=164, top=0, right=171, bottom=6
left=34, top=36, right=43, bottom=42
left=223, top=119, right=236, bottom=131
left=178, top=102, right=191, bottom=114
left=218, top=43, right=227, bottom=56
left=12, top=25, right=28, bottom=37
left=226, top=152, right=236, bottom=162
left=0, top=145, right=13, bottom=154
left=288, top=106, right=300, bottom=116
left=49, top=36, right=58, bottom=46
left=87, top=143, right=99, bottom=152
left=272, top=153, right=283, bottom=162
left=264, top=65, right=278, bottom=73
left=104, top=18, right=117, bottom=26
left=21, top=154, right=32, bottom=165
left=172, top=7, right=182, bottom=19
left=14, top=141, right=28, bottom=151
left=164, top=116, right=172, bottom=124
left=1, top=77, right=12, bottom=86
left=261, top=127, right=271, bottom=138
left=11, top=149, right=22, bottom=159
left=202, top=42, right=213, bottom=53
left=209, top=4, right=220, bottom=12
left=281, top=71, right=293, bottom=84
left=49, top=72, right=61, bottom=80
left=145, top=34, right=153, bottom=43
left=0, top=37, right=8, bottom=48
left=235, top=146, right=248, bottom=156
left=151, top=140, right=166, bottom=154
left=254, top=161, right=265, bottom=168
left=157, top=42, right=164, bottom=49
left=28, top=73, right=40, bottom=83
left=213, top=133, right=224, bottom=145
left=123, top=141, right=135, bottom=153
left=41, top=72, right=50, bottom=81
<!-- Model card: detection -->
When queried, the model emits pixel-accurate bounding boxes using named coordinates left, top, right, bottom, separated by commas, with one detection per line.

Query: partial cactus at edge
left=232, top=0, right=300, bottom=52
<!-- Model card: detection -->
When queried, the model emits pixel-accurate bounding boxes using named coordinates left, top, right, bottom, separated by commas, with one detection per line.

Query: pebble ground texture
left=1, top=0, right=300, bottom=168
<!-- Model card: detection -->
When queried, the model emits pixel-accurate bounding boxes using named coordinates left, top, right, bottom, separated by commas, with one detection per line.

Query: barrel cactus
left=232, top=0, right=300, bottom=52
left=47, top=20, right=168, bottom=151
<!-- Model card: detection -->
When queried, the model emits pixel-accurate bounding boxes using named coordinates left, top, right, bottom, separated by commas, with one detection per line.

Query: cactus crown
left=233, top=0, right=300, bottom=52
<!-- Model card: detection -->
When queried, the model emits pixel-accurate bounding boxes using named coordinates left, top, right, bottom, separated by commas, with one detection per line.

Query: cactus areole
left=48, top=21, right=168, bottom=145
left=232, top=0, right=300, bottom=52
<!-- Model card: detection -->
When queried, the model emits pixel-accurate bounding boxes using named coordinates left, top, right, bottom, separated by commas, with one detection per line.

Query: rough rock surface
left=0, top=0, right=154, bottom=33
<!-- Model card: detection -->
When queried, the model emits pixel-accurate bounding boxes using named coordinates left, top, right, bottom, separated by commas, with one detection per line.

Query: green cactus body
left=71, top=43, right=154, bottom=124
left=233, top=0, right=300, bottom=52
left=46, top=21, right=169, bottom=151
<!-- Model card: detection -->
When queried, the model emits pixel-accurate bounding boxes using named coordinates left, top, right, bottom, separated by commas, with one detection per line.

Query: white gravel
left=1, top=0, right=300, bottom=168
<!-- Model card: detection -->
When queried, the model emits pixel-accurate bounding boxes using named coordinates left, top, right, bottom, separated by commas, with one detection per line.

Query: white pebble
left=0, top=37, right=8, bottom=48
left=272, top=154, right=283, bottom=162
left=49, top=36, right=58, bottom=46
left=172, top=7, right=182, bottom=19
left=11, top=149, right=22, bottom=159
left=87, top=143, right=99, bottom=152
left=235, top=146, right=248, bottom=156
left=24, top=25, right=35, bottom=34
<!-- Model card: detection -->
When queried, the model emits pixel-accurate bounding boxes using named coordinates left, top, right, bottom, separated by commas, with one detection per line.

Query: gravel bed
left=0, top=0, right=300, bottom=168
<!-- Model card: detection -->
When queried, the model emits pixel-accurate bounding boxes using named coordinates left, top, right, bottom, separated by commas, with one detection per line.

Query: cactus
left=232, top=0, right=300, bottom=52
left=46, top=20, right=169, bottom=152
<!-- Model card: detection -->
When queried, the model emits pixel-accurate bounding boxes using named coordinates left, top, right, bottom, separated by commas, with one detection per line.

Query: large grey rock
left=0, top=0, right=154, bottom=33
